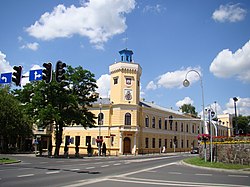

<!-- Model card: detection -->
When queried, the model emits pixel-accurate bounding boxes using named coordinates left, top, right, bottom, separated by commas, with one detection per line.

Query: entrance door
left=123, top=137, right=131, bottom=154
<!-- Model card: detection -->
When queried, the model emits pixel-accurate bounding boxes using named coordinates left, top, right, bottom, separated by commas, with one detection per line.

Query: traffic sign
left=29, top=69, right=43, bottom=81
left=0, top=72, right=12, bottom=84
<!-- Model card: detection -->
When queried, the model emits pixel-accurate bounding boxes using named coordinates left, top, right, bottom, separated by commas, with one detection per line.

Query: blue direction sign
left=0, top=72, right=12, bottom=84
left=29, top=69, right=43, bottom=81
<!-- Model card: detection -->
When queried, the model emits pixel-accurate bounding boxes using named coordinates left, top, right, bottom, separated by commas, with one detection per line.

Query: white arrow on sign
left=1, top=76, right=7, bottom=82
left=34, top=71, right=42, bottom=80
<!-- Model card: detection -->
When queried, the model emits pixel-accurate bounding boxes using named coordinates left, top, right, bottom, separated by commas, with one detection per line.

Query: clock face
left=124, top=89, right=132, bottom=101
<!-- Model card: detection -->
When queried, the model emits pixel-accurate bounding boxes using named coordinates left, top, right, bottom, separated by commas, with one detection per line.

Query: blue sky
left=0, top=0, right=250, bottom=117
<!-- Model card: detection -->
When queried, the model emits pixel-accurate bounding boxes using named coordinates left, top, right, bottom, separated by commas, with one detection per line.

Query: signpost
left=0, top=72, right=12, bottom=84
left=29, top=69, right=43, bottom=81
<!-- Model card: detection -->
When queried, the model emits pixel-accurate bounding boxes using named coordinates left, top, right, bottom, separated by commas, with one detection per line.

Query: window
left=181, top=139, right=184, bottom=148
left=192, top=125, right=195, bottom=133
left=174, top=136, right=178, bottom=148
left=187, top=140, right=189, bottom=148
left=98, top=113, right=104, bottom=125
left=181, top=123, right=184, bottom=132
left=126, top=77, right=132, bottom=85
left=75, top=136, right=80, bottom=146
left=169, top=116, right=173, bottom=130
left=86, top=136, right=91, bottom=146
left=164, top=139, right=167, bottom=148
left=114, top=77, right=118, bottom=84
left=145, top=115, right=149, bottom=127
left=186, top=124, right=189, bottom=132
left=159, top=118, right=162, bottom=129
left=65, top=136, right=70, bottom=145
left=175, top=122, right=178, bottom=131
left=164, top=118, right=168, bottom=130
left=170, top=139, right=173, bottom=148
left=125, top=113, right=131, bottom=125
left=152, top=138, right=155, bottom=148
left=159, top=139, right=162, bottom=148
left=152, top=117, right=155, bottom=128
left=145, top=138, right=149, bottom=148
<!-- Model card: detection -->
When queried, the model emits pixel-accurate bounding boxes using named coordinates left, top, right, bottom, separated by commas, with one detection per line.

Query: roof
left=140, top=100, right=184, bottom=116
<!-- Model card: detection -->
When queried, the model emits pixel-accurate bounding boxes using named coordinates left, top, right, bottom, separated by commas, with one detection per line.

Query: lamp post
left=183, top=70, right=207, bottom=134
left=183, top=69, right=207, bottom=162
left=233, top=97, right=238, bottom=136
left=98, top=97, right=103, bottom=156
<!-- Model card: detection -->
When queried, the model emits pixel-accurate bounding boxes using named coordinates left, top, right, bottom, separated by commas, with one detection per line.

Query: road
left=0, top=153, right=249, bottom=187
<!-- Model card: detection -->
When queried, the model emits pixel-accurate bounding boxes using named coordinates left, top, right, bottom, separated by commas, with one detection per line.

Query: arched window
left=98, top=113, right=104, bottom=125
left=164, top=118, right=168, bottom=130
left=125, top=113, right=131, bottom=125
left=152, top=117, right=155, bottom=128
left=145, top=115, right=149, bottom=127
left=159, top=118, right=162, bottom=129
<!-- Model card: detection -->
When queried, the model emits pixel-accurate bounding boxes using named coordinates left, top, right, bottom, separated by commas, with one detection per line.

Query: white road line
left=168, top=172, right=182, bottom=175
left=17, top=174, right=34, bottom=178
left=114, top=163, right=121, bottom=166
left=228, top=175, right=249, bottom=178
left=101, top=165, right=109, bottom=168
left=56, top=161, right=65, bottom=163
left=70, top=168, right=80, bottom=171
left=46, top=171, right=61, bottom=174
left=40, top=162, right=48, bottom=164
left=85, top=167, right=95, bottom=169
left=195, top=173, right=213, bottom=176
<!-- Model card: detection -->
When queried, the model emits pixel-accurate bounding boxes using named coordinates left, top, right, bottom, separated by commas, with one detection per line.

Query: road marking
left=101, top=165, right=109, bottom=168
left=168, top=172, right=182, bottom=175
left=46, top=171, right=60, bottom=174
left=56, top=161, right=65, bottom=163
left=70, top=168, right=80, bottom=171
left=40, top=162, right=48, bottom=164
left=195, top=173, right=213, bottom=176
left=228, top=175, right=249, bottom=178
left=114, top=163, right=121, bottom=166
left=85, top=167, right=95, bottom=169
left=17, top=174, right=34, bottom=178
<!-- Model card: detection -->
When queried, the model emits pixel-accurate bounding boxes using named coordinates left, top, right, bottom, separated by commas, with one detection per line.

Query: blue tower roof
left=119, top=49, right=133, bottom=63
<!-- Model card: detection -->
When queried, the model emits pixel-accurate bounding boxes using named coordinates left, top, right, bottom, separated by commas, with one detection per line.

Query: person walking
left=102, top=142, right=106, bottom=157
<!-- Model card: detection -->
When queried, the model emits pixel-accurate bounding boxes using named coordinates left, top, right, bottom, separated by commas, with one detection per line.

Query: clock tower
left=109, top=49, right=142, bottom=105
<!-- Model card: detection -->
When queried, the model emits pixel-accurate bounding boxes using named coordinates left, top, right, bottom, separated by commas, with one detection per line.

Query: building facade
left=56, top=49, right=203, bottom=156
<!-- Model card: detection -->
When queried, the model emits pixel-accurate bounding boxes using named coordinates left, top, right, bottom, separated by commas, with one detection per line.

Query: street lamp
left=183, top=70, right=207, bottom=134
left=98, top=97, right=103, bottom=156
left=233, top=97, right=238, bottom=136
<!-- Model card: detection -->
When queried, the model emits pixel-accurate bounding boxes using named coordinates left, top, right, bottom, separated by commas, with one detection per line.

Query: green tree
left=14, top=66, right=98, bottom=156
left=233, top=115, right=250, bottom=135
left=180, top=104, right=198, bottom=116
left=0, top=86, right=33, bottom=153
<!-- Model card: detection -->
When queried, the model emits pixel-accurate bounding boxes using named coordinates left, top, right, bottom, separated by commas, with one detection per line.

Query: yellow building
left=59, top=49, right=201, bottom=156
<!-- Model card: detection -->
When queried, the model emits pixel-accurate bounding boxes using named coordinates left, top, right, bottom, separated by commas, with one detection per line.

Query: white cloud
left=21, top=42, right=39, bottom=51
left=143, top=4, right=165, bottom=14
left=0, top=51, right=12, bottom=73
left=26, top=0, right=135, bottom=49
left=96, top=74, right=110, bottom=97
left=146, top=81, right=157, bottom=90
left=210, top=40, right=250, bottom=83
left=147, top=66, right=202, bottom=90
left=176, top=97, right=194, bottom=108
left=224, top=97, right=250, bottom=116
left=212, top=3, right=247, bottom=22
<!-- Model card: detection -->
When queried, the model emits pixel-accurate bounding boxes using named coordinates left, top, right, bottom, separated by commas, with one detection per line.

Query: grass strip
left=0, top=157, right=18, bottom=164
left=184, top=156, right=250, bottom=170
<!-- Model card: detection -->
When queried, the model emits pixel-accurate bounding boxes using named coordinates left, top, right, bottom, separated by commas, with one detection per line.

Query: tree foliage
left=0, top=86, right=33, bottom=152
left=233, top=115, right=250, bottom=134
left=14, top=65, right=98, bottom=156
left=180, top=104, right=198, bottom=116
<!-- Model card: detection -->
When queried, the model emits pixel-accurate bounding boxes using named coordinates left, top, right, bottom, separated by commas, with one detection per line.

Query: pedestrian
left=102, top=142, right=106, bottom=157
left=87, top=143, right=92, bottom=157
left=162, top=145, right=166, bottom=153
